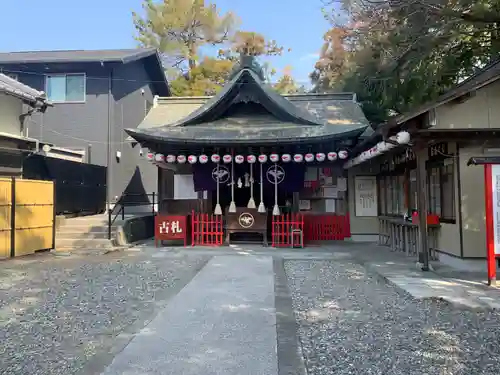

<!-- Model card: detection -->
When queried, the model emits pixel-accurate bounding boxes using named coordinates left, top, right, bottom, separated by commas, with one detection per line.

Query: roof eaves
left=120, top=48, right=157, bottom=64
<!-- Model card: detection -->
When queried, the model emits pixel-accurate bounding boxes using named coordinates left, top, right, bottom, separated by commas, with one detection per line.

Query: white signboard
left=174, top=174, right=198, bottom=200
left=337, top=177, right=347, bottom=192
left=323, top=186, right=338, bottom=198
left=325, top=199, right=336, bottom=213
left=354, top=176, right=378, bottom=217
left=491, top=165, right=500, bottom=254
left=299, top=200, right=311, bottom=211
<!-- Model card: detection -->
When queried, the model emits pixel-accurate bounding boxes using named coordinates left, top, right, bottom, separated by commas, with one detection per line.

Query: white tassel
left=247, top=164, right=255, bottom=208
left=258, top=162, right=265, bottom=213
left=214, top=163, right=222, bottom=215
left=229, top=154, right=236, bottom=213
left=244, top=173, right=250, bottom=187
left=272, top=163, right=280, bottom=216
left=237, top=177, right=242, bottom=189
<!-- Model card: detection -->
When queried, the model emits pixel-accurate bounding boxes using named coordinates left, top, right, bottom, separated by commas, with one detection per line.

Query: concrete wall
left=347, top=161, right=379, bottom=241
left=0, top=93, right=22, bottom=135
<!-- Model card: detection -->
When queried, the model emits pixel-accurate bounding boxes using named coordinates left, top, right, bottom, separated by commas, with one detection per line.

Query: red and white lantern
left=235, top=155, right=245, bottom=164
left=223, top=154, right=232, bottom=164
left=166, top=154, right=176, bottom=163
left=293, top=154, right=303, bottom=163
left=177, top=155, right=187, bottom=164
left=199, top=154, right=209, bottom=164
left=338, top=150, right=348, bottom=159
left=327, top=152, right=338, bottom=161
left=146, top=152, right=154, bottom=161
left=188, top=155, right=197, bottom=164
left=316, top=153, right=326, bottom=162
left=258, top=154, right=268, bottom=163
left=305, top=153, right=315, bottom=162
left=211, top=154, right=221, bottom=163
left=281, top=154, right=291, bottom=163
left=154, top=153, right=165, bottom=162
left=270, top=154, right=279, bottom=163
left=247, top=155, right=256, bottom=164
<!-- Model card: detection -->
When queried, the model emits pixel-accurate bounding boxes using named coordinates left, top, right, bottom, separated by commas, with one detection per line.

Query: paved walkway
left=102, top=256, right=279, bottom=375
left=355, top=244, right=500, bottom=310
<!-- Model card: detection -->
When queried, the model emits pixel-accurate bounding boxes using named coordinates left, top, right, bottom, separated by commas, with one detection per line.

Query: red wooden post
left=191, top=210, right=195, bottom=247
left=484, top=164, right=496, bottom=285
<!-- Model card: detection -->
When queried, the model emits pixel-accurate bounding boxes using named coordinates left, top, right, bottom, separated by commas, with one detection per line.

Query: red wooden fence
left=303, top=214, right=350, bottom=242
left=271, top=213, right=304, bottom=248
left=191, top=211, right=224, bottom=246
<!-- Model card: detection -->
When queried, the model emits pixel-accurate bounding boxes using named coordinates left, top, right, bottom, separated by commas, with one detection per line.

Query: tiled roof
left=0, top=73, right=49, bottom=106
left=0, top=48, right=157, bottom=64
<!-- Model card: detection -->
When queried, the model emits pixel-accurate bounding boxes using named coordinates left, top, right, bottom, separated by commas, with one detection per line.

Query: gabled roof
left=0, top=48, right=170, bottom=96
left=0, top=48, right=158, bottom=64
left=0, top=73, right=50, bottom=108
left=126, top=56, right=369, bottom=146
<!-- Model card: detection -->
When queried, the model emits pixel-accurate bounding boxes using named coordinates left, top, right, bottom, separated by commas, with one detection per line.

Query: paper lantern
left=247, top=155, right=256, bottom=163
left=223, top=154, right=232, bottom=164
left=338, top=150, right=348, bottom=159
left=146, top=152, right=154, bottom=161
left=211, top=154, right=221, bottom=163
left=293, top=154, right=303, bottom=163
left=316, top=153, right=326, bottom=162
left=305, top=153, right=314, bottom=162
left=396, top=131, right=411, bottom=145
left=154, top=153, right=165, bottom=162
left=327, top=152, right=338, bottom=161
left=188, top=155, right=197, bottom=164
left=177, top=155, right=187, bottom=164
left=270, top=153, right=279, bottom=163
left=199, top=154, right=208, bottom=164
left=166, top=154, right=176, bottom=163
left=258, top=154, right=268, bottom=163
left=281, top=154, right=291, bottom=163
left=235, top=155, right=245, bottom=164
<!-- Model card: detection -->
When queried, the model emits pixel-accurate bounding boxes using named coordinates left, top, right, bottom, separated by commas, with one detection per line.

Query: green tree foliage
left=313, top=0, right=500, bottom=124
left=134, top=0, right=294, bottom=96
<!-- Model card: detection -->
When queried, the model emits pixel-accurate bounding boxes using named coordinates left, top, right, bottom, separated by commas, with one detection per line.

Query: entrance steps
left=55, top=214, right=120, bottom=251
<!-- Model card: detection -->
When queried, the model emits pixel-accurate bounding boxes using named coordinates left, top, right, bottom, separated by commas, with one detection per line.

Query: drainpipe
left=106, top=65, right=113, bottom=211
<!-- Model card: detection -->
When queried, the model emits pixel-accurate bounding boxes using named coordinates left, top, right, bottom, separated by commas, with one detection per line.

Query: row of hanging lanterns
left=146, top=151, right=349, bottom=164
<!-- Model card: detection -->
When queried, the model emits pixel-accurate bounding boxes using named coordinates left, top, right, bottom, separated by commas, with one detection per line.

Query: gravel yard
left=0, top=251, right=209, bottom=375
left=285, top=260, right=500, bottom=375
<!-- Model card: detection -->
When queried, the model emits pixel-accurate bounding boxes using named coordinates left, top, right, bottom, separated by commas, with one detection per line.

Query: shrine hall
left=125, top=54, right=410, bottom=247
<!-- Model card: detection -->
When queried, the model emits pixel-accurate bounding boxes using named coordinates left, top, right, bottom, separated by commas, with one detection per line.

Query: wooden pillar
left=415, top=147, right=430, bottom=271
left=292, top=192, right=299, bottom=212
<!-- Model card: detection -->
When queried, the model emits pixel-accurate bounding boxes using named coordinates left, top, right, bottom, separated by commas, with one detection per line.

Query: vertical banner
left=485, top=164, right=500, bottom=285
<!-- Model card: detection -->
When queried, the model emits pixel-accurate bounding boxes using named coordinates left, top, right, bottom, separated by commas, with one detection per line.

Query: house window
left=409, top=169, right=417, bottom=212
left=427, top=159, right=455, bottom=221
left=46, top=74, right=85, bottom=102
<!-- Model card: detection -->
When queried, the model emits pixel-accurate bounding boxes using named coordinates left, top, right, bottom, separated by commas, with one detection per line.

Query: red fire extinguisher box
left=412, top=212, right=440, bottom=225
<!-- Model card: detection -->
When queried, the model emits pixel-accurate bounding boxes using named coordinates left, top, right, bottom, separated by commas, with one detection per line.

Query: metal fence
left=23, top=154, right=106, bottom=215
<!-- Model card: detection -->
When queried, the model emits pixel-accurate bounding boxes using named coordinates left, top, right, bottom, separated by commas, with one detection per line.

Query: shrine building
left=126, top=55, right=410, bottom=246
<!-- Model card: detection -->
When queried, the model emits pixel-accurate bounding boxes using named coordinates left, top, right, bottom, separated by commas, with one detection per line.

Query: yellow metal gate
left=0, top=178, right=55, bottom=259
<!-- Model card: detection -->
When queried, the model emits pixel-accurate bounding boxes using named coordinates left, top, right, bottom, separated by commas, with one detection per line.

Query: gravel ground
left=0, top=251, right=209, bottom=375
left=285, top=260, right=500, bottom=375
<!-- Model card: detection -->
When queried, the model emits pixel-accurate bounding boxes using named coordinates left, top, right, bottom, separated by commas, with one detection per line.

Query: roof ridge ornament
left=229, top=53, right=265, bottom=81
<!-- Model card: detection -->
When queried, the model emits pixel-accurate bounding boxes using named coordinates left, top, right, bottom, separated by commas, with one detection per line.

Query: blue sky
left=0, top=0, right=330, bottom=85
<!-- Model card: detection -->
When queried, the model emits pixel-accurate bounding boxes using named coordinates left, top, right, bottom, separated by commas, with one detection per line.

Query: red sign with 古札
left=155, top=215, right=187, bottom=246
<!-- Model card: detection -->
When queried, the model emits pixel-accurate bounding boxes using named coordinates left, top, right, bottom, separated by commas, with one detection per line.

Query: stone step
left=56, top=231, right=114, bottom=240
left=57, top=225, right=117, bottom=233
left=55, top=238, right=114, bottom=249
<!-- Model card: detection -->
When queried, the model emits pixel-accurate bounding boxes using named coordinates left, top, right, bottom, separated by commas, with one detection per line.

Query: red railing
left=303, top=214, right=351, bottom=242
left=271, top=213, right=304, bottom=248
left=191, top=211, right=224, bottom=246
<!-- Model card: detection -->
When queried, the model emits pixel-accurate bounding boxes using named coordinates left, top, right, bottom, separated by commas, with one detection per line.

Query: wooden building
left=125, top=55, right=382, bottom=245
left=344, top=58, right=500, bottom=270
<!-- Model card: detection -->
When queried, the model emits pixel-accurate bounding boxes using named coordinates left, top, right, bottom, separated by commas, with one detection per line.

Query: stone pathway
left=355, top=245, right=500, bottom=310
left=102, top=256, right=279, bottom=375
